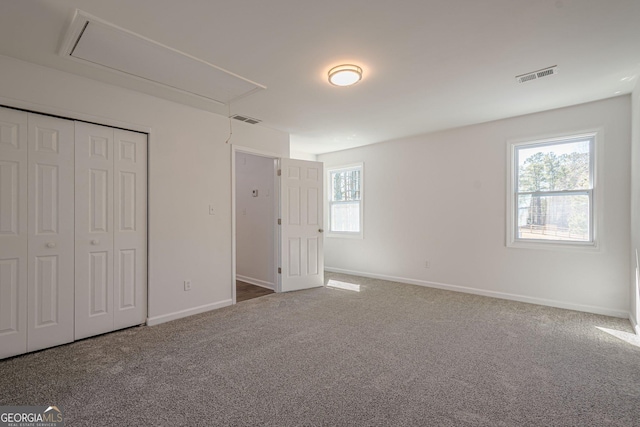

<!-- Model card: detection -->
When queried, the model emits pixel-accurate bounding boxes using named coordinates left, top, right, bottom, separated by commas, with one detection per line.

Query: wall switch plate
left=424, top=260, right=430, bottom=269
left=209, top=205, right=215, bottom=215
left=184, top=280, right=192, bottom=291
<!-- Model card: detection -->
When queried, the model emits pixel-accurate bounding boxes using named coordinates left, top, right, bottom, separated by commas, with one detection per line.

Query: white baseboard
left=325, top=267, right=629, bottom=319
left=630, top=313, right=640, bottom=335
left=236, top=274, right=275, bottom=290
left=147, top=299, right=232, bottom=326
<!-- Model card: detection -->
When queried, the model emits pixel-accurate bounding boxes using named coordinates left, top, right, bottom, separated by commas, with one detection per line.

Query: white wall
left=235, top=153, right=276, bottom=289
left=319, top=96, right=631, bottom=318
left=290, top=150, right=317, bottom=161
left=631, top=84, right=640, bottom=333
left=0, top=55, right=289, bottom=324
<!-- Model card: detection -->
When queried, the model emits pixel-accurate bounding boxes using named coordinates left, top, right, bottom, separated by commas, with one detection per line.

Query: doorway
left=232, top=148, right=279, bottom=303
left=231, top=148, right=325, bottom=303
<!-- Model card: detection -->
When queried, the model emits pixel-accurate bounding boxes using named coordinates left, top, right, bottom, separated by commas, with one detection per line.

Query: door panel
left=90, top=169, right=109, bottom=232
left=75, top=122, right=114, bottom=340
left=307, top=237, right=319, bottom=275
left=113, top=129, right=146, bottom=330
left=0, top=107, right=28, bottom=359
left=280, top=158, right=323, bottom=292
left=89, top=251, right=109, bottom=315
left=118, top=249, right=136, bottom=309
left=34, top=255, right=59, bottom=326
left=0, top=161, right=20, bottom=235
left=35, top=164, right=59, bottom=234
left=27, top=113, right=74, bottom=352
left=0, top=259, right=20, bottom=329
left=288, top=238, right=301, bottom=276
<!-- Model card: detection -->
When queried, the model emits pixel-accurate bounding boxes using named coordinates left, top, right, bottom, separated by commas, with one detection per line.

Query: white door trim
left=231, top=145, right=281, bottom=303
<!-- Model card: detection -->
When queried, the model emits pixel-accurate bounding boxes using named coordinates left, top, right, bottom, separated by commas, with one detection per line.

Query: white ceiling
left=0, top=0, right=639, bottom=154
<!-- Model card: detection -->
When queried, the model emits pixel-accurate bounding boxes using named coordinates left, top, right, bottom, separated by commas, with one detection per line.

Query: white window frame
left=326, top=163, right=364, bottom=239
left=506, top=131, right=600, bottom=250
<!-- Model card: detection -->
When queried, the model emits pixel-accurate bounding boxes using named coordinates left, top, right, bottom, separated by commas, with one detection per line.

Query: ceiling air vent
left=58, top=10, right=265, bottom=105
left=231, top=114, right=262, bottom=125
left=516, top=66, right=558, bottom=84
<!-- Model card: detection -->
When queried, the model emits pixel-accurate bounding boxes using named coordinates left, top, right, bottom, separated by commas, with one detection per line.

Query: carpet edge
left=147, top=299, right=233, bottom=326
left=325, top=267, right=629, bottom=319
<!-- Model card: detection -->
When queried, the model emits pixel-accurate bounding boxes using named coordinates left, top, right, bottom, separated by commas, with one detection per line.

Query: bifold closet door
left=75, top=122, right=115, bottom=339
left=26, top=113, right=75, bottom=352
left=1, top=111, right=147, bottom=357
left=0, top=107, right=28, bottom=359
left=113, top=129, right=147, bottom=330
left=75, top=123, right=147, bottom=340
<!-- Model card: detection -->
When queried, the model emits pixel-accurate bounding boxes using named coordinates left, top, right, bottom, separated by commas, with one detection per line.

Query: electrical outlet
left=424, top=260, right=430, bottom=269
left=184, top=280, right=192, bottom=291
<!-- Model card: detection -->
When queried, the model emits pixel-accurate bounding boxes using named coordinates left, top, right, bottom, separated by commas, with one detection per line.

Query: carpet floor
left=1, top=272, right=639, bottom=426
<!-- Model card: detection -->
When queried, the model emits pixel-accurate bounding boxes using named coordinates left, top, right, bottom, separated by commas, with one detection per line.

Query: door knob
left=46, top=242, right=56, bottom=248
left=318, top=229, right=324, bottom=233
left=91, top=239, right=100, bottom=245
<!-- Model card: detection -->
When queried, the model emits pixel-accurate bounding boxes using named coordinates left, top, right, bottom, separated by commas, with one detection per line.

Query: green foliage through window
left=518, top=141, right=590, bottom=192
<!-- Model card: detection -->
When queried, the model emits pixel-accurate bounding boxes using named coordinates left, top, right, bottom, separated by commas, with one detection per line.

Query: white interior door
left=279, top=158, right=324, bottom=292
left=113, top=129, right=147, bottom=330
left=0, top=107, right=28, bottom=359
left=74, top=122, right=114, bottom=340
left=75, top=124, right=147, bottom=338
left=27, top=113, right=75, bottom=352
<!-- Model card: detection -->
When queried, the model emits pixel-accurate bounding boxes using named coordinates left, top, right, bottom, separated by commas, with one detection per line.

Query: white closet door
left=27, top=113, right=75, bottom=352
left=113, top=129, right=147, bottom=329
left=74, top=122, right=114, bottom=340
left=0, top=107, right=28, bottom=359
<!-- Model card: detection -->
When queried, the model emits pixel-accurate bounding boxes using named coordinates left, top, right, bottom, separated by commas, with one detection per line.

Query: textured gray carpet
left=1, top=272, right=639, bottom=426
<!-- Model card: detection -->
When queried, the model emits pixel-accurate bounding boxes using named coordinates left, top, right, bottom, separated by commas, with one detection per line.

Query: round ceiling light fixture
left=328, top=64, right=363, bottom=87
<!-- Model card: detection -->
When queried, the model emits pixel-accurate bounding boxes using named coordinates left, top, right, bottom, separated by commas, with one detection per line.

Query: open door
left=279, top=158, right=324, bottom=292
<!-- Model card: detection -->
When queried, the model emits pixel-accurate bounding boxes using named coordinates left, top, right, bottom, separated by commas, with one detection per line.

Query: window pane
left=331, top=202, right=360, bottom=232
left=331, top=170, right=361, bottom=202
left=517, top=194, right=590, bottom=242
left=517, top=139, right=590, bottom=192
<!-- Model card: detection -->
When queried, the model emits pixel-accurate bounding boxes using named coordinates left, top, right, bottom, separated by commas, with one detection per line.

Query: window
left=509, top=133, right=595, bottom=246
left=328, top=164, right=363, bottom=236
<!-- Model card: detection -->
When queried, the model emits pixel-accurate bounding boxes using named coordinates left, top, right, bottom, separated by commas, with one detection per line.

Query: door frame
left=231, top=145, right=281, bottom=304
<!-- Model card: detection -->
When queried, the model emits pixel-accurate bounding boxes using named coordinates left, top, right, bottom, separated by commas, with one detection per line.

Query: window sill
left=326, top=232, right=363, bottom=239
left=507, top=239, right=599, bottom=252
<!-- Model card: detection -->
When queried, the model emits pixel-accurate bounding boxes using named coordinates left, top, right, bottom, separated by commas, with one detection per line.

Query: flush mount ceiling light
left=328, top=64, right=363, bottom=86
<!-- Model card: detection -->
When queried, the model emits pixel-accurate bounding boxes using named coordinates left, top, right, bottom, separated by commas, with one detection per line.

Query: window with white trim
left=511, top=134, right=595, bottom=245
left=328, top=164, right=363, bottom=236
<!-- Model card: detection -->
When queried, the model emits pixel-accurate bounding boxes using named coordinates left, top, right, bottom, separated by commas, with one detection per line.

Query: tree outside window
left=514, top=135, right=594, bottom=243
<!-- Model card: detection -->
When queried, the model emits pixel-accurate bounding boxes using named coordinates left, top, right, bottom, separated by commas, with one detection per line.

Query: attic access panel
left=60, top=10, right=265, bottom=105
